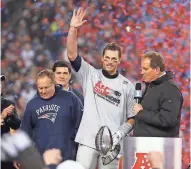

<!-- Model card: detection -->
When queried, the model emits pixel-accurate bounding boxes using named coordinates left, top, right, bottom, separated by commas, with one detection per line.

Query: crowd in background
left=1, top=0, right=190, bottom=168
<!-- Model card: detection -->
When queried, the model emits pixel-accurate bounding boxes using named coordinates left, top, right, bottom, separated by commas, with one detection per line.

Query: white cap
left=56, top=160, right=85, bottom=169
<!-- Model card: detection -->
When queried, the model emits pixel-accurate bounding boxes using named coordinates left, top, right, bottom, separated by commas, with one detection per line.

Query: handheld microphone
left=134, top=83, right=142, bottom=104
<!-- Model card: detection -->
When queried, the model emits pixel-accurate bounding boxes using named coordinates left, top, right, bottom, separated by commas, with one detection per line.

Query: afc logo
left=94, top=81, right=121, bottom=98
left=132, top=153, right=152, bottom=169
left=94, top=81, right=122, bottom=106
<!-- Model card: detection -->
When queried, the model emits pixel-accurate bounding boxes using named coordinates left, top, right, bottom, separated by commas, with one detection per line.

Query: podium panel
left=123, top=137, right=182, bottom=169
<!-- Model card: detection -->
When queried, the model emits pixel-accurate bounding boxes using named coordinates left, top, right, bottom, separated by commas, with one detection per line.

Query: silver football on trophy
left=95, top=126, right=112, bottom=155
left=95, top=126, right=121, bottom=165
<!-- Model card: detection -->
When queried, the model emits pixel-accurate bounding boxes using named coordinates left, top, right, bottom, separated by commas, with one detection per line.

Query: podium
left=123, top=137, right=182, bottom=169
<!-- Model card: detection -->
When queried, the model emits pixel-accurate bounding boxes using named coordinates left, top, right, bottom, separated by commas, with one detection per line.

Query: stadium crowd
left=1, top=0, right=190, bottom=168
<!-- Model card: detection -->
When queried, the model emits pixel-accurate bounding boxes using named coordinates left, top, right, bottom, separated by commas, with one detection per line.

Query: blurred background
left=1, top=0, right=190, bottom=168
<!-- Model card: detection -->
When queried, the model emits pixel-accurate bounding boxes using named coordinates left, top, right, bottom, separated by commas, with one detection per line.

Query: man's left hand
left=112, top=130, right=124, bottom=146
left=133, top=103, right=143, bottom=115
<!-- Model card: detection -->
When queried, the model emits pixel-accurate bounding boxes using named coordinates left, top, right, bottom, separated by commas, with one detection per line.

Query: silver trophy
left=95, top=126, right=121, bottom=165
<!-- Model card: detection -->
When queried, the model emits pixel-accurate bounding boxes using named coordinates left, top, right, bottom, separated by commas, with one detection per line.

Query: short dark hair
left=142, top=51, right=165, bottom=72
left=36, top=69, right=54, bottom=82
left=52, top=60, right=71, bottom=73
left=103, top=42, right=122, bottom=59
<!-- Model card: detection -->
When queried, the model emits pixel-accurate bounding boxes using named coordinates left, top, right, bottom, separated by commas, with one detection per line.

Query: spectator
left=1, top=75, right=21, bottom=169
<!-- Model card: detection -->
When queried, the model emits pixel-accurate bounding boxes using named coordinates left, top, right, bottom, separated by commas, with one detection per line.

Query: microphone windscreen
left=135, top=83, right=141, bottom=90
left=134, top=83, right=142, bottom=99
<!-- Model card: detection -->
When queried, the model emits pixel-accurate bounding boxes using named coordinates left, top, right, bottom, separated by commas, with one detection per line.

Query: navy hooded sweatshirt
left=21, top=86, right=83, bottom=162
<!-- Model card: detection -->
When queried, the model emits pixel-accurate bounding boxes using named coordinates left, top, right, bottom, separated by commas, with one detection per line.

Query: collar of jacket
left=68, top=86, right=73, bottom=92
left=151, top=71, right=174, bottom=85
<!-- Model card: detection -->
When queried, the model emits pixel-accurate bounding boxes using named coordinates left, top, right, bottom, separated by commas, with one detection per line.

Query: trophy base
left=101, top=144, right=121, bottom=165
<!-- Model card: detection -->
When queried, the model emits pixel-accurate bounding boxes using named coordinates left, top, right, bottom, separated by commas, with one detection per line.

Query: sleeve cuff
left=135, top=110, right=144, bottom=119
left=47, top=164, right=57, bottom=169
left=70, top=55, right=81, bottom=72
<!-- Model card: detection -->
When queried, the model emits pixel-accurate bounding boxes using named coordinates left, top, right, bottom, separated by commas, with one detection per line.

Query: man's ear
left=156, top=67, right=161, bottom=74
left=118, top=57, right=121, bottom=64
left=101, top=56, right=104, bottom=63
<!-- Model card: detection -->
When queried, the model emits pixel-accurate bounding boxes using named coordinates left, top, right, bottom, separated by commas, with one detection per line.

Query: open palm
left=70, top=7, right=87, bottom=28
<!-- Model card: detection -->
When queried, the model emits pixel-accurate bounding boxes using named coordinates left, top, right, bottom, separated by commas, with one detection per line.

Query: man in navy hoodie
left=21, top=69, right=83, bottom=166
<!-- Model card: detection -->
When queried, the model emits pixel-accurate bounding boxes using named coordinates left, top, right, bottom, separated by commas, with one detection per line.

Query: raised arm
left=67, top=7, right=87, bottom=61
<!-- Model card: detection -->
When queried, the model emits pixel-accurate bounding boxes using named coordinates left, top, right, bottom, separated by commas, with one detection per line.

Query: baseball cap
left=56, top=160, right=85, bottom=169
left=0, top=75, right=6, bottom=81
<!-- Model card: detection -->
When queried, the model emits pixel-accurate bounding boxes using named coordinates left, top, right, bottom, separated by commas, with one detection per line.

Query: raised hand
left=13, top=161, right=21, bottom=169
left=43, top=149, right=63, bottom=165
left=70, top=7, right=87, bottom=28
